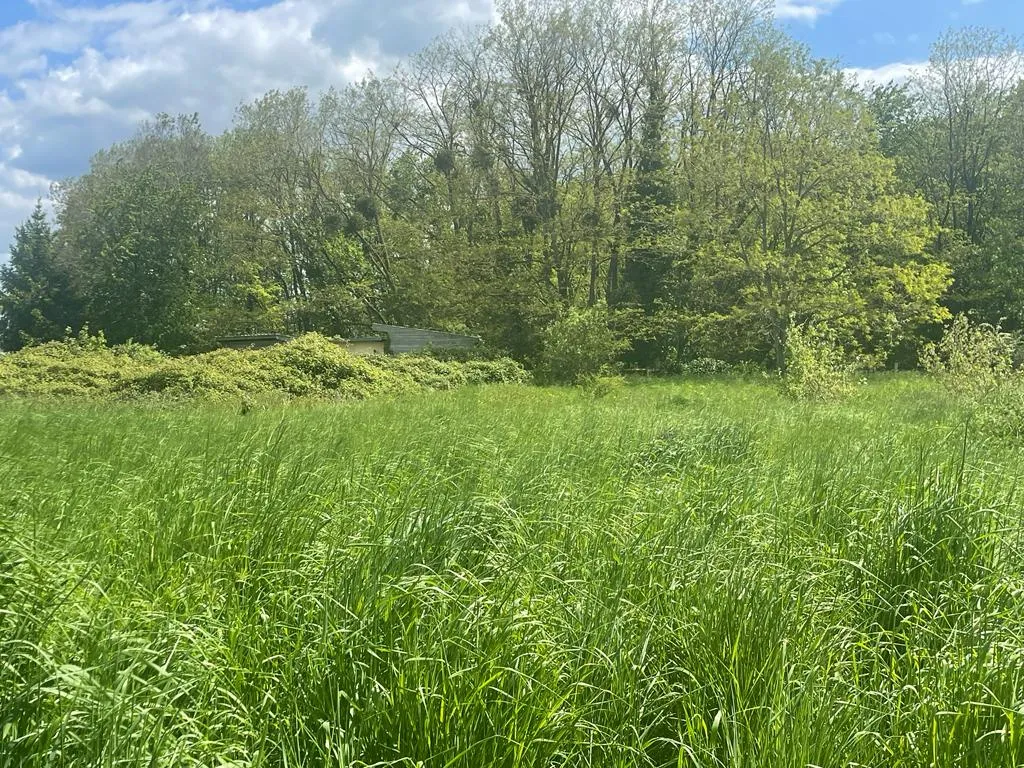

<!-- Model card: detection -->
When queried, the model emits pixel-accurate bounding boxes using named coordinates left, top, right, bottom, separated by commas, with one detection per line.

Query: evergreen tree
left=0, top=203, right=79, bottom=351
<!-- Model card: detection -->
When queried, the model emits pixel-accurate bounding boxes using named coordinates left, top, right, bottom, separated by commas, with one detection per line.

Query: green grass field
left=2, top=377, right=1023, bottom=767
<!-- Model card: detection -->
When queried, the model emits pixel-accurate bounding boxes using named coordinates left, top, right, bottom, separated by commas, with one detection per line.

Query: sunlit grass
left=2, top=376, right=1023, bottom=767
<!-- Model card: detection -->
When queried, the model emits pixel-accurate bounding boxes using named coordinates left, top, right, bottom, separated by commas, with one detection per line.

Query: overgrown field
left=2, top=378, right=1023, bottom=767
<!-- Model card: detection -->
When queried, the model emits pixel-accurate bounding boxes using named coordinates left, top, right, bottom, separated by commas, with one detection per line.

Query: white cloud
left=0, top=162, right=52, bottom=258
left=774, top=0, right=844, bottom=23
left=0, top=0, right=487, bottom=262
left=6, top=166, right=52, bottom=192
left=843, top=61, right=928, bottom=85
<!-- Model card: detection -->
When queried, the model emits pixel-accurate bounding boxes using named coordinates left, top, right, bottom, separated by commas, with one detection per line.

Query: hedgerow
left=0, top=331, right=529, bottom=402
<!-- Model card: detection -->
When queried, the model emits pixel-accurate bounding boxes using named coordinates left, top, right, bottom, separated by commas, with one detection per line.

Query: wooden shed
left=371, top=324, right=480, bottom=355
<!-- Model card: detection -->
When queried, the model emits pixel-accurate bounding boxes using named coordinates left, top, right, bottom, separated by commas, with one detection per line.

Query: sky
left=0, top=0, right=1022, bottom=262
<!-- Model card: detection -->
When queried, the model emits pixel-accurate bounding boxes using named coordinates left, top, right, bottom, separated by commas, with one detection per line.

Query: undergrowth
left=0, top=331, right=529, bottom=402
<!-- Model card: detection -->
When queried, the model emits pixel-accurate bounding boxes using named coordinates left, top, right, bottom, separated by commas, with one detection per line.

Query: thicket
left=535, top=308, right=629, bottom=385
left=780, top=323, right=860, bottom=402
left=0, top=332, right=528, bottom=402
left=922, top=314, right=1024, bottom=436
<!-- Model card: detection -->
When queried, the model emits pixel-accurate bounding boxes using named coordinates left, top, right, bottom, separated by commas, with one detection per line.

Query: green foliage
left=921, top=315, right=1024, bottom=438
left=0, top=328, right=161, bottom=398
left=904, top=29, right=1024, bottom=326
left=2, top=379, right=1024, bottom=766
left=12, top=2, right=966, bottom=369
left=780, top=323, right=859, bottom=401
left=461, top=358, right=533, bottom=385
left=0, top=204, right=81, bottom=351
left=535, top=308, right=629, bottom=385
left=685, top=43, right=951, bottom=367
left=921, top=314, right=1017, bottom=398
left=973, top=384, right=1024, bottom=439
left=419, top=343, right=508, bottom=363
left=0, top=332, right=527, bottom=402
left=55, top=114, right=217, bottom=351
left=581, top=374, right=627, bottom=399
left=680, top=357, right=733, bottom=376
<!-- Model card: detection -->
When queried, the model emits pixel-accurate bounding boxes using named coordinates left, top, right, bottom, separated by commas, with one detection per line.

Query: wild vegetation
left=3, top=0, right=1024, bottom=764
left=0, top=331, right=527, bottom=401
left=4, top=1, right=1022, bottom=372
left=2, top=378, right=1024, bottom=767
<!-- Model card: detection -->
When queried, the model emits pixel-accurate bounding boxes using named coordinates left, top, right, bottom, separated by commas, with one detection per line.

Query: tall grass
left=2, top=377, right=1023, bottom=767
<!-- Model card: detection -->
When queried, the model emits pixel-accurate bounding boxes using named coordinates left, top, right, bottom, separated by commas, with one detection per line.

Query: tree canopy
left=2, top=2, right=1019, bottom=370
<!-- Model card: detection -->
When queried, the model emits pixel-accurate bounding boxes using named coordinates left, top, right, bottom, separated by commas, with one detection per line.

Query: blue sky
left=0, top=0, right=1022, bottom=260
left=782, top=0, right=1024, bottom=71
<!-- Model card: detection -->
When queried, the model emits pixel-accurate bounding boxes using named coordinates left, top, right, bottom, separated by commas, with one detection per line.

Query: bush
left=0, top=332, right=530, bottom=402
left=0, top=329, right=162, bottom=398
left=128, top=358, right=243, bottom=399
left=921, top=315, right=1024, bottom=438
left=266, top=335, right=406, bottom=398
left=974, top=384, right=1024, bottom=438
left=921, top=315, right=1017, bottom=398
left=582, top=375, right=626, bottom=399
left=536, top=308, right=629, bottom=385
left=419, top=343, right=506, bottom=363
left=462, top=359, right=532, bottom=385
left=680, top=358, right=733, bottom=376
left=780, top=323, right=858, bottom=402
left=376, top=354, right=467, bottom=390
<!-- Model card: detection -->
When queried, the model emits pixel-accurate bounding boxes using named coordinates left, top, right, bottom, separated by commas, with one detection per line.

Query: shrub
left=536, top=308, right=629, bottom=385
left=921, top=315, right=1024, bottom=438
left=419, top=343, right=506, bottom=363
left=921, top=314, right=1017, bottom=399
left=781, top=323, right=858, bottom=402
left=974, top=385, right=1024, bottom=438
left=377, top=355, right=468, bottom=390
left=680, top=358, right=733, bottom=376
left=266, top=334, right=405, bottom=397
left=583, top=375, right=626, bottom=399
left=0, top=331, right=530, bottom=402
left=127, top=358, right=243, bottom=399
left=462, top=359, right=532, bottom=385
left=0, top=329, right=161, bottom=398
left=188, top=348, right=316, bottom=396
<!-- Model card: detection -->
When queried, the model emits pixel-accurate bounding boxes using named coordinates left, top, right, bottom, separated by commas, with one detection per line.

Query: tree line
left=2, top=0, right=1022, bottom=370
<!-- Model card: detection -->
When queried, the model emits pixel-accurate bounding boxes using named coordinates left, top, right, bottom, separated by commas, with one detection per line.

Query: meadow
left=1, top=376, right=1023, bottom=767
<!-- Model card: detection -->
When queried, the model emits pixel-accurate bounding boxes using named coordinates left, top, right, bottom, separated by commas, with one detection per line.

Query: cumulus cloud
left=843, top=61, right=929, bottom=85
left=0, top=0, right=489, bottom=259
left=0, top=161, right=53, bottom=260
left=774, top=0, right=844, bottom=23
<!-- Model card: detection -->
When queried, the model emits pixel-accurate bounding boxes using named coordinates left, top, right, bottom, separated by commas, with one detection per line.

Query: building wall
left=342, top=339, right=387, bottom=356
left=371, top=324, right=478, bottom=355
